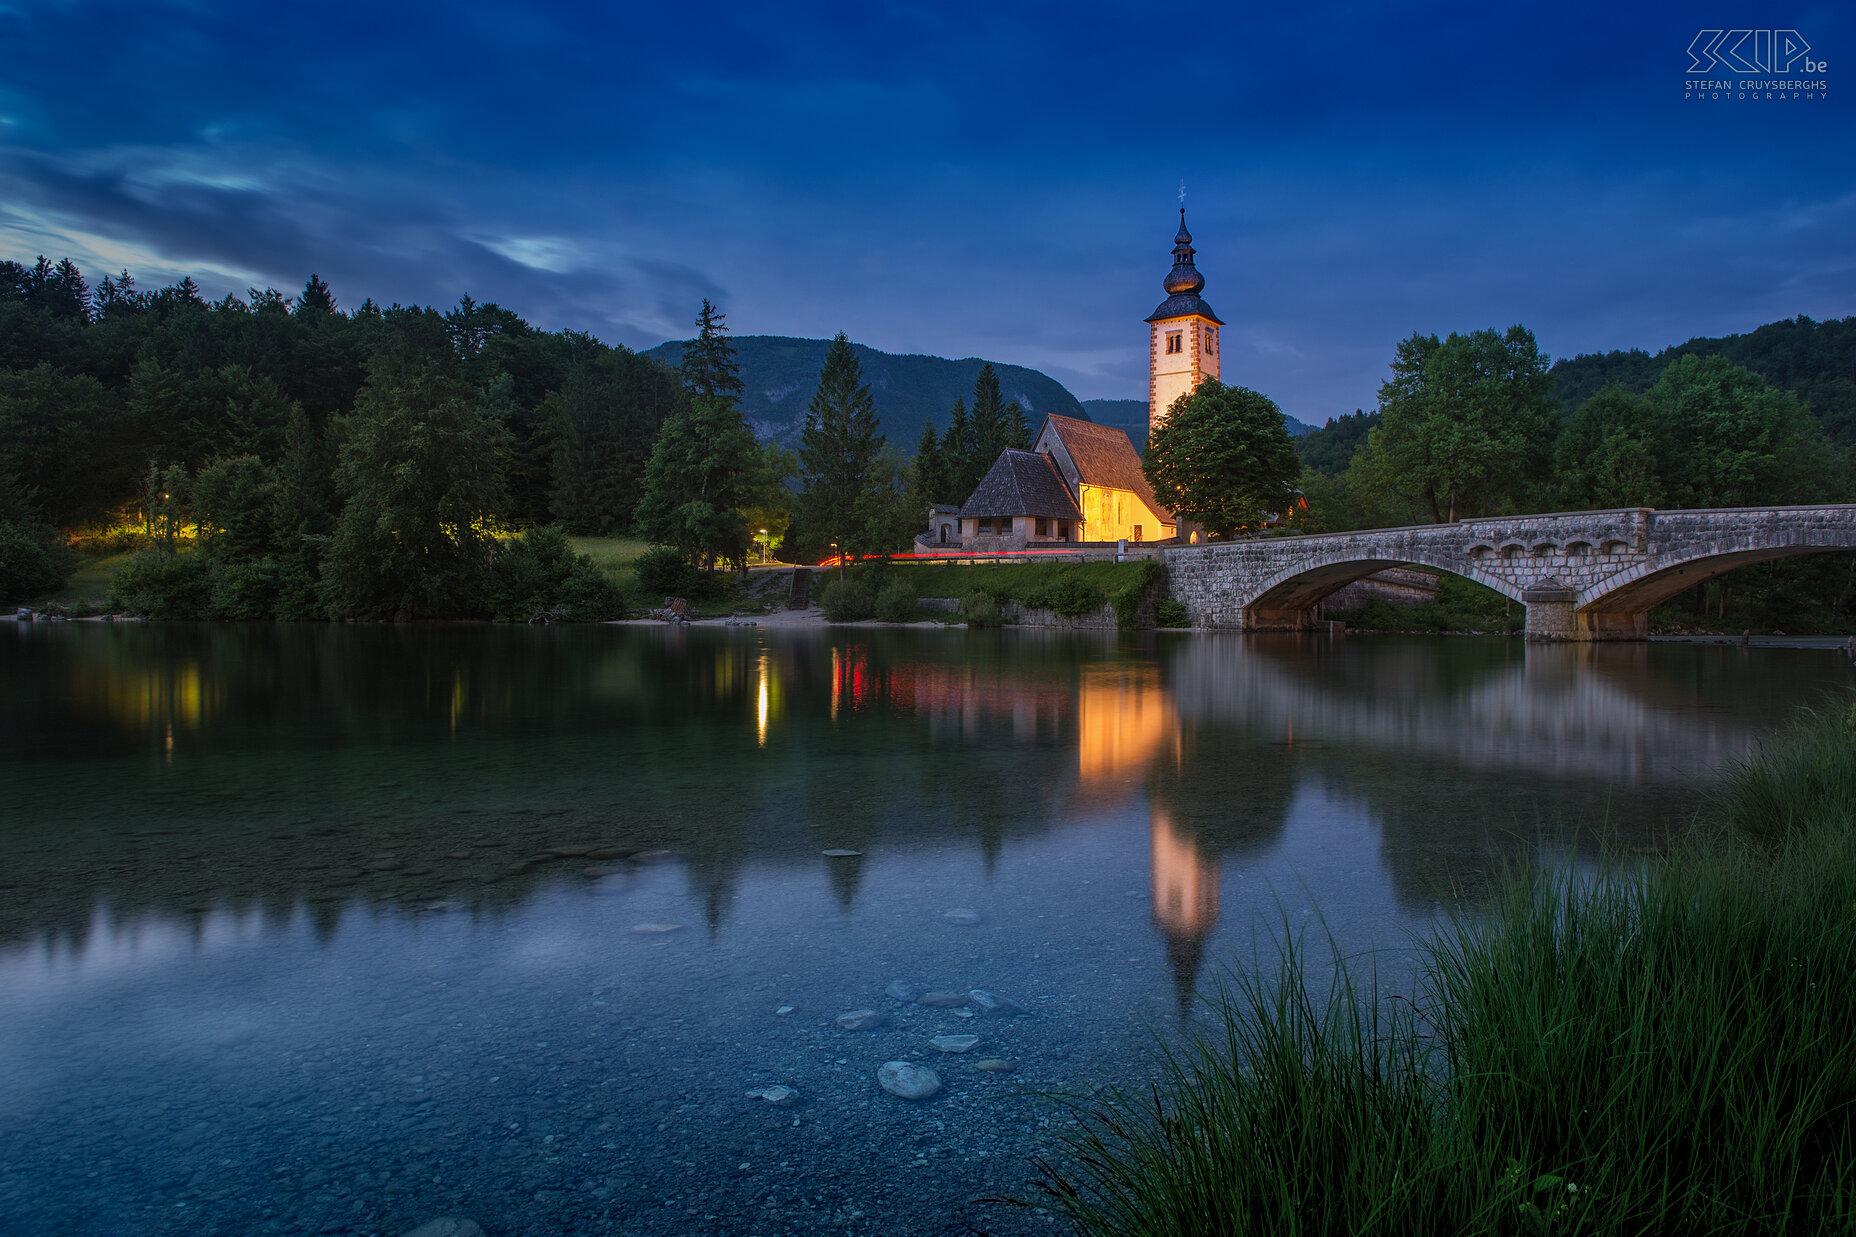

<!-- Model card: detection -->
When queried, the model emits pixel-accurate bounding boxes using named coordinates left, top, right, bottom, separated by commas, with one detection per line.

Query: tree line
left=0, top=253, right=1046, bottom=612
left=1292, top=322, right=1848, bottom=532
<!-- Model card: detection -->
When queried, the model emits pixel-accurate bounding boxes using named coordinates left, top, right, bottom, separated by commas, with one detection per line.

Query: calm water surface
left=0, top=623, right=1839, bottom=1236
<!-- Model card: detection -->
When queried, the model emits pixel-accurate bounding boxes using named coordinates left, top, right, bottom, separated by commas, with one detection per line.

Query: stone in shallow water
left=884, top=980, right=920, bottom=1002
left=973, top=1058, right=1015, bottom=1073
left=876, top=1060, right=942, bottom=1100
left=630, top=922, right=682, bottom=934
left=968, top=989, right=1028, bottom=1017
left=836, top=1008, right=886, bottom=1031
left=746, top=1085, right=800, bottom=1106
left=943, top=907, right=982, bottom=924
left=916, top=991, right=968, bottom=1008
left=399, top=1219, right=485, bottom=1237
left=929, top=1034, right=980, bottom=1053
left=820, top=849, right=862, bottom=857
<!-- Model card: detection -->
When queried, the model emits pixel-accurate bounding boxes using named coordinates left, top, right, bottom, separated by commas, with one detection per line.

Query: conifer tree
left=798, top=332, right=887, bottom=568
left=679, top=299, right=745, bottom=403
left=964, top=362, right=1029, bottom=490
left=907, top=418, right=947, bottom=519
left=942, top=397, right=972, bottom=501
left=298, top=274, right=337, bottom=314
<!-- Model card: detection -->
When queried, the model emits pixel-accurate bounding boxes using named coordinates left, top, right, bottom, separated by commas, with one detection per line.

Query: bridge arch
left=1573, top=533, right=1856, bottom=638
left=1242, top=552, right=1523, bottom=630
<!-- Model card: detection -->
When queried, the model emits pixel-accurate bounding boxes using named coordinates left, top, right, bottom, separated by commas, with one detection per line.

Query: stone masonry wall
left=1162, top=506, right=1856, bottom=638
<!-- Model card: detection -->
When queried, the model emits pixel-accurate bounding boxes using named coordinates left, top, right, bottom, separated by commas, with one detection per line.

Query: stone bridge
left=1162, top=506, right=1856, bottom=640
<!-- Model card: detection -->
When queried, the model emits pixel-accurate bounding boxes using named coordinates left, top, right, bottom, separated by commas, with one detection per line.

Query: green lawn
left=31, top=549, right=134, bottom=610
left=566, top=535, right=652, bottom=578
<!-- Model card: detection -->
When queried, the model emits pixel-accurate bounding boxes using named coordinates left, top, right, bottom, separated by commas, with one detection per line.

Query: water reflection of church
left=860, top=648, right=1224, bottom=1008
left=1075, top=664, right=1220, bottom=1012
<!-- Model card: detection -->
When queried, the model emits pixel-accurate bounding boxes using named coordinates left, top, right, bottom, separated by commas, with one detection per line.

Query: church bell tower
left=1146, top=209, right=1223, bottom=434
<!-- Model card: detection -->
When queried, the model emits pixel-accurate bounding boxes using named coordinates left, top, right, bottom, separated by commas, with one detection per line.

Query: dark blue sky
left=1, top=0, right=1849, bottom=421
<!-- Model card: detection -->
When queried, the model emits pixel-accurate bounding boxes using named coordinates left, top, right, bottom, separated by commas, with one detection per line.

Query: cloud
left=0, top=141, right=724, bottom=347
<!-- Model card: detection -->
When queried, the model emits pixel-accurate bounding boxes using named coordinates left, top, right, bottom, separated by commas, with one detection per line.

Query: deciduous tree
left=1143, top=379, right=1299, bottom=539
left=635, top=394, right=758, bottom=572
left=1353, top=326, right=1558, bottom=522
left=320, top=367, right=510, bottom=618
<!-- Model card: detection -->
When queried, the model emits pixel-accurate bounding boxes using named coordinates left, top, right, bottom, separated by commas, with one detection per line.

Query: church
left=919, top=209, right=1221, bottom=552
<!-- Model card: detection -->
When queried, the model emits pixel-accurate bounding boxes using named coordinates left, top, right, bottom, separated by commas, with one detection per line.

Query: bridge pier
left=1522, top=586, right=1650, bottom=641
left=1242, top=607, right=1313, bottom=632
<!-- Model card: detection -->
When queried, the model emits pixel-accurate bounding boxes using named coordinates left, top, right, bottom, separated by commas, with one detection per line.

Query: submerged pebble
left=398, top=1220, right=485, bottom=1237
left=745, top=1085, right=801, bottom=1107
left=836, top=1008, right=886, bottom=1031
left=968, top=988, right=1028, bottom=1016
left=630, top=922, right=682, bottom=934
left=876, top=1060, right=942, bottom=1100
left=916, top=990, right=967, bottom=1008
left=929, top=1034, right=980, bottom=1053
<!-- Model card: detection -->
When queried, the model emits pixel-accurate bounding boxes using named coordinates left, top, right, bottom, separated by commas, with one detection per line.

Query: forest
left=4, top=251, right=1854, bottom=630
left=0, top=256, right=1025, bottom=618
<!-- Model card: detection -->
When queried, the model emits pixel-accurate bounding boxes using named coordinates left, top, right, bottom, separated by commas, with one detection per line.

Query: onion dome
left=1163, top=209, right=1204, bottom=296
left=1146, top=207, right=1223, bottom=324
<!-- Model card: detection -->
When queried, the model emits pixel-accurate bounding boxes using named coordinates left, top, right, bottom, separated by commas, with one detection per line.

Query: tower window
left=1165, top=332, right=1182, bottom=355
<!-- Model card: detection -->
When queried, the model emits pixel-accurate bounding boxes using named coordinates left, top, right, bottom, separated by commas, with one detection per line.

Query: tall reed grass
left=1030, top=705, right=1856, bottom=1236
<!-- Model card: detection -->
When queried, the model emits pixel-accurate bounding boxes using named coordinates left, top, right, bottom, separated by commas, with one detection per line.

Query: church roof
left=958, top=449, right=1082, bottom=521
left=1145, top=293, right=1223, bottom=324
left=1146, top=207, right=1224, bottom=324
left=1040, top=413, right=1173, bottom=521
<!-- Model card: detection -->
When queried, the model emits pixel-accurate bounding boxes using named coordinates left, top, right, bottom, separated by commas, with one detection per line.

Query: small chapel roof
left=1039, top=413, right=1173, bottom=520
left=958, top=449, right=1082, bottom=521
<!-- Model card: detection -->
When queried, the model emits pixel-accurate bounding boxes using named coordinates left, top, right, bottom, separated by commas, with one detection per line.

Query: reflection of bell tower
left=1150, top=805, right=1220, bottom=1015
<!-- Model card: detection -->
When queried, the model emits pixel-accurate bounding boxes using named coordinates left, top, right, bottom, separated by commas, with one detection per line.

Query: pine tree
left=679, top=299, right=745, bottom=403
left=942, top=397, right=972, bottom=501
left=966, top=362, right=1027, bottom=471
left=46, top=258, right=89, bottom=320
left=298, top=274, right=337, bottom=314
left=799, top=333, right=886, bottom=568
left=907, top=419, right=946, bottom=520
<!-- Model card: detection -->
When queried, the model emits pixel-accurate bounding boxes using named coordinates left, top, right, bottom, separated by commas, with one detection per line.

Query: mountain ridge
left=642, top=335, right=1090, bottom=453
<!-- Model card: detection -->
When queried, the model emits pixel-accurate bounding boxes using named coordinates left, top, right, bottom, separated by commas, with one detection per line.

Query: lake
left=0, top=622, right=1838, bottom=1236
